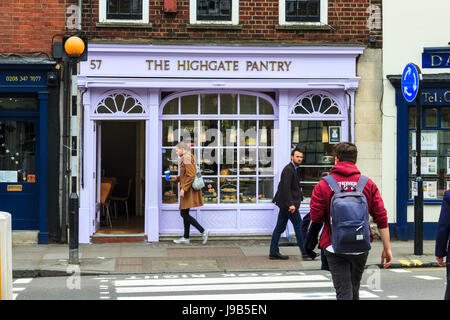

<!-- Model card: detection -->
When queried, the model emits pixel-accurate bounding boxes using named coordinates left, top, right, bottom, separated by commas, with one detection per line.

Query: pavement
left=11, top=237, right=441, bottom=278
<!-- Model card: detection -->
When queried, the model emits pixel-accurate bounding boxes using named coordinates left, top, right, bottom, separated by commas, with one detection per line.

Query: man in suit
left=269, top=148, right=312, bottom=260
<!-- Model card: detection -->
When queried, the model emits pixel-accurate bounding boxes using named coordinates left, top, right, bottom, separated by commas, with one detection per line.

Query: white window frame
left=279, top=0, right=328, bottom=26
left=190, top=0, right=239, bottom=25
left=99, top=0, right=149, bottom=24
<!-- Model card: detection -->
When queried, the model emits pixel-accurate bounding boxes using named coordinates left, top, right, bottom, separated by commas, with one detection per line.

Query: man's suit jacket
left=273, top=162, right=303, bottom=210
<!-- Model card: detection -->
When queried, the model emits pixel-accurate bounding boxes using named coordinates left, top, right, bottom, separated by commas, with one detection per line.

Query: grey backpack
left=323, top=175, right=371, bottom=254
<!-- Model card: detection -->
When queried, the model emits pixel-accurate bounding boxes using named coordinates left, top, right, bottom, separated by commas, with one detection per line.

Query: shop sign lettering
left=144, top=59, right=292, bottom=72
left=421, top=90, right=450, bottom=104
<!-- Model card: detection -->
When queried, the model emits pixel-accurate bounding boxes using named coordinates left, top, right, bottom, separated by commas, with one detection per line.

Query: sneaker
left=202, top=230, right=209, bottom=245
left=173, top=237, right=190, bottom=244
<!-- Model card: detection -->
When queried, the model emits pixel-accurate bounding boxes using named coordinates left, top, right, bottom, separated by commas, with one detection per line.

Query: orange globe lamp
left=64, top=36, right=85, bottom=57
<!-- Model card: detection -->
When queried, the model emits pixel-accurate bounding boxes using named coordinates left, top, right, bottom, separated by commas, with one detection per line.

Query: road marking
left=114, top=275, right=328, bottom=287
left=115, top=281, right=334, bottom=294
left=13, top=278, right=32, bottom=284
left=388, top=295, right=399, bottom=299
left=410, top=259, right=423, bottom=266
left=117, top=290, right=378, bottom=300
left=413, top=276, right=441, bottom=280
left=389, top=269, right=411, bottom=273
left=399, top=260, right=411, bottom=266
left=12, top=287, right=25, bottom=292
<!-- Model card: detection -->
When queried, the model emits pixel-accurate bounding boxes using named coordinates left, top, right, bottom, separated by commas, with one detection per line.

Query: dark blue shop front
left=388, top=73, right=450, bottom=241
left=0, top=60, right=59, bottom=244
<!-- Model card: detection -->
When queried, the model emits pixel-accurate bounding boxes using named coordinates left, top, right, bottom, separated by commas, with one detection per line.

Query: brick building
left=0, top=0, right=71, bottom=244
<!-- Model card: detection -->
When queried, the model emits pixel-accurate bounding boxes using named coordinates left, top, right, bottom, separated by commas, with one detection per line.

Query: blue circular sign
left=402, top=63, right=421, bottom=102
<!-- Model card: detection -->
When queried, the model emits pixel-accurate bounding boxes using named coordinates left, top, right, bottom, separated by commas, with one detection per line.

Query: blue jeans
left=270, top=208, right=306, bottom=256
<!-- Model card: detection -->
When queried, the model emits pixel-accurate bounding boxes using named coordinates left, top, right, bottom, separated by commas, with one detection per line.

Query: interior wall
left=101, top=121, right=137, bottom=213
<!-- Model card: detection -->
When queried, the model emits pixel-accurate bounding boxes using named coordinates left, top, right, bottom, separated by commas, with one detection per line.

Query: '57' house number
left=90, top=60, right=102, bottom=70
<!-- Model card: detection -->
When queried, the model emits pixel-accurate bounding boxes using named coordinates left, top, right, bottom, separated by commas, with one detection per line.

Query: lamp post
left=64, top=35, right=86, bottom=265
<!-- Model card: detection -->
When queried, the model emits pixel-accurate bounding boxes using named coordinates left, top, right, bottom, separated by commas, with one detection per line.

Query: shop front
left=0, top=59, right=60, bottom=244
left=77, top=44, right=364, bottom=243
left=389, top=73, right=450, bottom=240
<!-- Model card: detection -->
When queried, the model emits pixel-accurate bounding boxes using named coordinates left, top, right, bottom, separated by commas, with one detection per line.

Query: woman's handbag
left=192, top=166, right=205, bottom=190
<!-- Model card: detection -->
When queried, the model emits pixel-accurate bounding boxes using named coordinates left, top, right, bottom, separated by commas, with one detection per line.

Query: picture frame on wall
left=328, top=126, right=341, bottom=144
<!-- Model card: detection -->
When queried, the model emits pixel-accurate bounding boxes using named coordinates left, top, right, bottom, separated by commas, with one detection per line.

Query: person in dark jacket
left=269, top=148, right=315, bottom=260
left=435, top=189, right=450, bottom=300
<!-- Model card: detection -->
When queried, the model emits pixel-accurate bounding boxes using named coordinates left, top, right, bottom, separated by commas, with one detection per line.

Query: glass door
left=0, top=119, right=39, bottom=229
left=290, top=120, right=341, bottom=203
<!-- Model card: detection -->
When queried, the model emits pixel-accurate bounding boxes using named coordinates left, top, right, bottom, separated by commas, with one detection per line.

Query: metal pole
left=414, top=67, right=423, bottom=256
left=68, top=57, right=79, bottom=264
left=69, top=193, right=79, bottom=264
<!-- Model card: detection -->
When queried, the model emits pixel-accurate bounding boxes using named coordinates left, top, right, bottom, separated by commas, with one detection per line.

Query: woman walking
left=170, top=141, right=209, bottom=244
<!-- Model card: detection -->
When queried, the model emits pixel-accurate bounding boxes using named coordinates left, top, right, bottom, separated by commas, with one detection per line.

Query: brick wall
left=0, top=0, right=69, bottom=54
left=81, top=0, right=382, bottom=47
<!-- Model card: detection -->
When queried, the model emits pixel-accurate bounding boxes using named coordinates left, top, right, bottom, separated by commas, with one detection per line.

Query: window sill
left=186, top=23, right=243, bottom=31
left=96, top=22, right=153, bottom=29
left=275, top=24, right=333, bottom=31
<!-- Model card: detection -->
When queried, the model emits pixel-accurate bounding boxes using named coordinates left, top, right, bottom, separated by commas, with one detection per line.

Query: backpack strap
left=322, top=175, right=342, bottom=194
left=355, top=175, right=369, bottom=193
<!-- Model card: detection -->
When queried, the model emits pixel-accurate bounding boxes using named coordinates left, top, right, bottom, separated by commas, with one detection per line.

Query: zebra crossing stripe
left=117, top=291, right=379, bottom=300
left=114, top=275, right=329, bottom=287
left=115, top=281, right=334, bottom=294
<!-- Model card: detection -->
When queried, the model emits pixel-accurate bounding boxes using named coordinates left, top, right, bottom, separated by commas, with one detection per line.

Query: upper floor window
left=107, top=0, right=142, bottom=20
left=286, top=0, right=320, bottom=22
left=99, top=0, right=149, bottom=24
left=190, top=0, right=238, bottom=25
left=197, top=0, right=231, bottom=21
left=279, top=0, right=328, bottom=26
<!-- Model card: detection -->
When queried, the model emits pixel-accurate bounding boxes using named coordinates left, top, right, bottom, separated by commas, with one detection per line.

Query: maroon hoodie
left=309, top=161, right=389, bottom=250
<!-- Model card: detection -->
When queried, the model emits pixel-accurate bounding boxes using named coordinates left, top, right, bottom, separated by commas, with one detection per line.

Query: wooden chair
left=100, top=182, right=113, bottom=229
left=110, top=178, right=132, bottom=221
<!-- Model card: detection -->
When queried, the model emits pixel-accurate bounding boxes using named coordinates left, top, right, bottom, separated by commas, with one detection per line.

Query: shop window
left=95, top=92, right=145, bottom=114
left=0, top=95, right=38, bottom=111
left=99, top=0, right=149, bottom=24
left=190, top=0, right=239, bottom=25
left=408, top=106, right=450, bottom=200
left=0, top=121, right=36, bottom=183
left=161, top=92, right=276, bottom=205
left=279, top=0, right=328, bottom=26
left=292, top=93, right=341, bottom=116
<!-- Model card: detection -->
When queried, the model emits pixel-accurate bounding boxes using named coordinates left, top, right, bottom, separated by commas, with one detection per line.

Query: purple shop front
left=77, top=44, right=364, bottom=243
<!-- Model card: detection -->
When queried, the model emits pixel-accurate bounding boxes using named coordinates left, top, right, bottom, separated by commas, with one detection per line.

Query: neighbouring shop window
left=0, top=96, right=38, bottom=111
left=286, top=0, right=320, bottom=22
left=291, top=120, right=340, bottom=203
left=161, top=93, right=276, bottom=205
left=0, top=121, right=36, bottom=183
left=197, top=0, right=231, bottom=21
left=107, top=0, right=143, bottom=20
left=408, top=106, right=450, bottom=200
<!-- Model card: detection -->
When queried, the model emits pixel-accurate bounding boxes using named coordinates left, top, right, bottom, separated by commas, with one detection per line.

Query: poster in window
left=423, top=181, right=437, bottom=199
left=411, top=156, right=437, bottom=175
left=411, top=132, right=438, bottom=150
left=328, top=126, right=341, bottom=144
left=447, top=180, right=450, bottom=191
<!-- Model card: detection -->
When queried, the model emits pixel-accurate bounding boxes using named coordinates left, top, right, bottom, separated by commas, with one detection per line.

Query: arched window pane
left=259, top=97, right=274, bottom=115
left=240, top=95, right=257, bottom=114
left=181, top=95, right=198, bottom=114
left=163, top=98, right=178, bottom=115
left=220, top=94, right=238, bottom=114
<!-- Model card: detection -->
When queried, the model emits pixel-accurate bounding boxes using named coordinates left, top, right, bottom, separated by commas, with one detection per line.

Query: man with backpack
left=309, top=142, right=392, bottom=300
